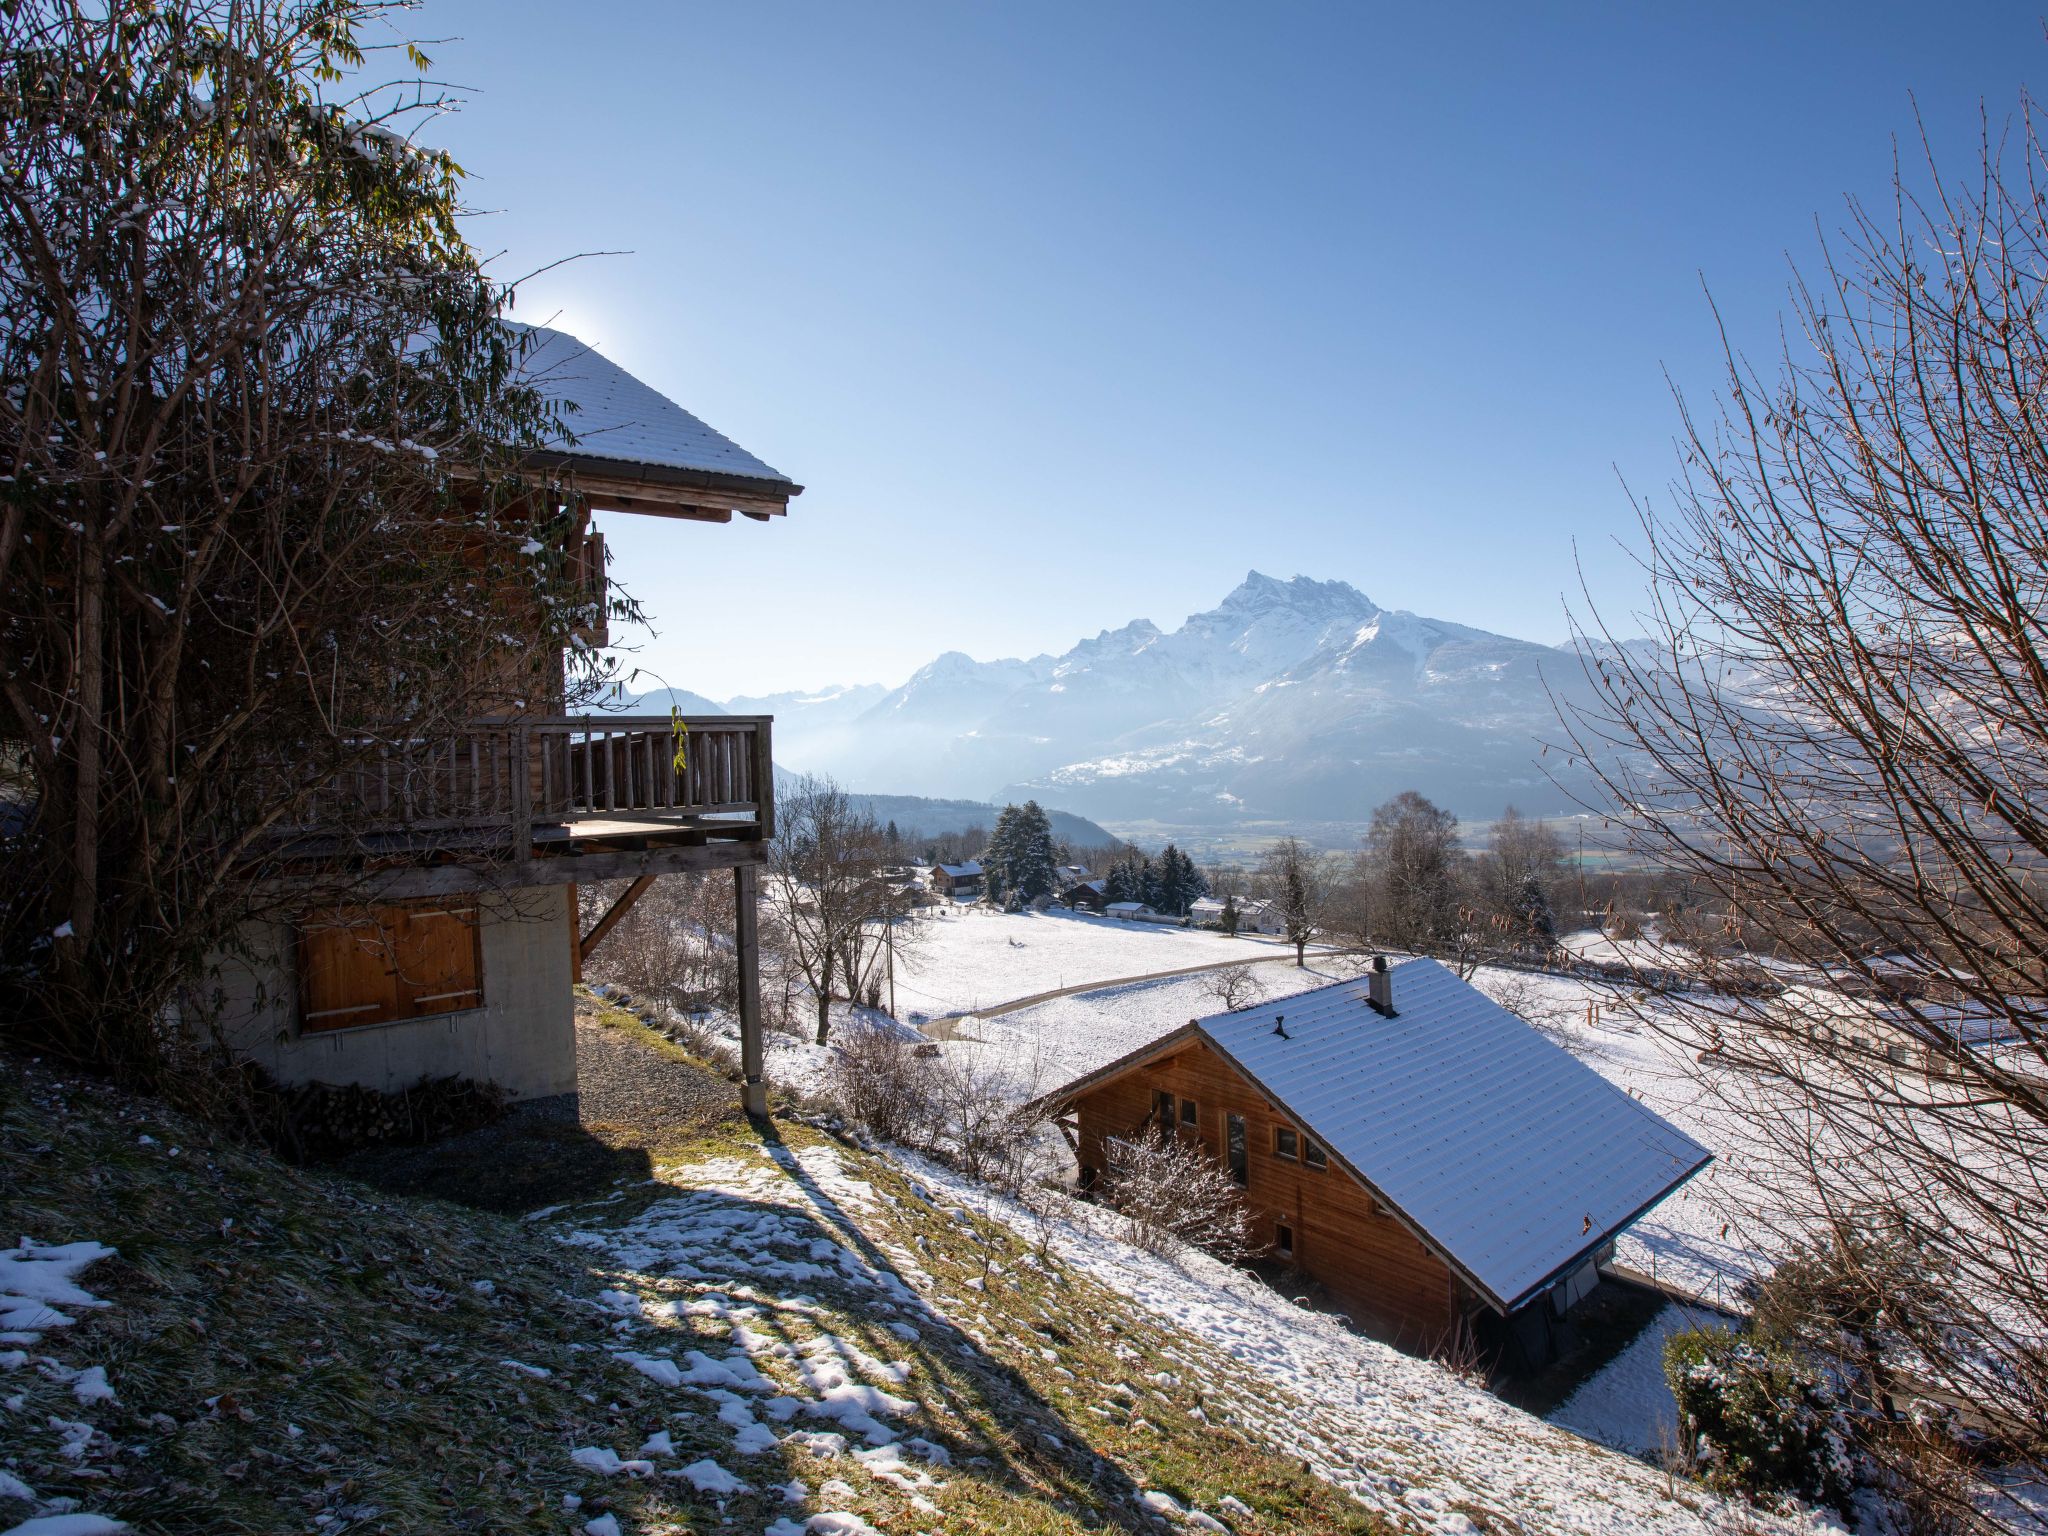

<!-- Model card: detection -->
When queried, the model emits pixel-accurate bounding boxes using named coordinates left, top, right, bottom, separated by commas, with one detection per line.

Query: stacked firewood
left=232, top=1066, right=509, bottom=1162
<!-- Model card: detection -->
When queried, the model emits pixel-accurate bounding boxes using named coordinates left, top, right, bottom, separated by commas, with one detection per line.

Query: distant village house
left=928, top=860, right=985, bottom=899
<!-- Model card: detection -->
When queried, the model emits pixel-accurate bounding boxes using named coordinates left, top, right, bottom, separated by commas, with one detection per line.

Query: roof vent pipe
left=1272, top=1014, right=1289, bottom=1039
left=1368, top=956, right=1395, bottom=1016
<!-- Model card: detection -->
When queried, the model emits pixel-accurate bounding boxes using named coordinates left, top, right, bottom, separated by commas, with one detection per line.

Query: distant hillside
left=844, top=792, right=1118, bottom=849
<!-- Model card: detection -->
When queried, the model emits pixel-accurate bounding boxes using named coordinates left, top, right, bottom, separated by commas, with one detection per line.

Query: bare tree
left=1563, top=94, right=2048, bottom=1512
left=1354, top=791, right=1468, bottom=952
left=768, top=776, right=893, bottom=1045
left=1255, top=836, right=1326, bottom=966
left=1097, top=1134, right=1256, bottom=1263
left=0, top=0, right=621, bottom=1089
left=1201, top=962, right=1265, bottom=1012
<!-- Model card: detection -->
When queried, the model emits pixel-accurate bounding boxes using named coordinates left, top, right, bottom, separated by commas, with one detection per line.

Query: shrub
left=825, top=1024, right=942, bottom=1147
left=1098, top=1134, right=1256, bottom=1264
left=1663, top=1327, right=1856, bottom=1517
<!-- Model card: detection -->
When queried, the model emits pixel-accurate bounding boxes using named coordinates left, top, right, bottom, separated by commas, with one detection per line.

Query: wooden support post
left=578, top=873, right=655, bottom=965
left=735, top=861, right=766, bottom=1116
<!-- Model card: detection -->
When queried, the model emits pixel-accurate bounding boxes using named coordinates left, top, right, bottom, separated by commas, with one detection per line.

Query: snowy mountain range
left=637, top=572, right=1610, bottom=828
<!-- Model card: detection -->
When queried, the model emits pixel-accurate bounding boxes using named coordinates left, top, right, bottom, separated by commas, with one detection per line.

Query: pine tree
left=981, top=804, right=1022, bottom=900
left=1516, top=874, right=1556, bottom=946
left=1220, top=894, right=1240, bottom=934
left=1137, top=854, right=1164, bottom=911
left=1104, top=860, right=1135, bottom=904
left=1014, top=801, right=1058, bottom=901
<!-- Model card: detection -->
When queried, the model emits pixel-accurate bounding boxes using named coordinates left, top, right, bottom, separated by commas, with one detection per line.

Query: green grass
left=2, top=1038, right=1392, bottom=1536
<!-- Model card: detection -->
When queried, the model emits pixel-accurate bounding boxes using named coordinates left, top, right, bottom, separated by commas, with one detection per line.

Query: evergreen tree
left=1220, top=894, right=1240, bottom=934
left=1137, top=855, right=1164, bottom=911
left=1104, top=860, right=1135, bottom=904
left=981, top=803, right=1023, bottom=900
left=1153, top=844, right=1210, bottom=915
left=1515, top=874, right=1557, bottom=946
left=884, top=820, right=901, bottom=857
left=1014, top=801, right=1058, bottom=901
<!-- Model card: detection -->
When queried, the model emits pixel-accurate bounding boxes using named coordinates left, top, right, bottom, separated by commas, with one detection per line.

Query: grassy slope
left=2, top=999, right=1384, bottom=1535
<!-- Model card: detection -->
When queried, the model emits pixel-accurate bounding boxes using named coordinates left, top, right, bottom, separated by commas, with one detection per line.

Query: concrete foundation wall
left=210, top=886, right=578, bottom=1102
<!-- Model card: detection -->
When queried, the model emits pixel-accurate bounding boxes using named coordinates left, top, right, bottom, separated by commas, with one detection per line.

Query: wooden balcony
left=287, top=715, right=773, bottom=896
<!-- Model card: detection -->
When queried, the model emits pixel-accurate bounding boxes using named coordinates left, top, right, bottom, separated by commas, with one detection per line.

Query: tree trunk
left=815, top=947, right=834, bottom=1046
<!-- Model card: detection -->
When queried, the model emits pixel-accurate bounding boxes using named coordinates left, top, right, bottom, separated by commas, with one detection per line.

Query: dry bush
left=1604, top=909, right=1646, bottom=942
left=1480, top=972, right=1577, bottom=1046
left=825, top=1024, right=944, bottom=1148
left=1201, top=963, right=1264, bottom=1012
left=825, top=1028, right=1050, bottom=1195
left=1098, top=1134, right=1256, bottom=1263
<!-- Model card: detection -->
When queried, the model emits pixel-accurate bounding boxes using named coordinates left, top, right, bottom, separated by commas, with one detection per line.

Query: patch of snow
left=673, top=1457, right=747, bottom=1494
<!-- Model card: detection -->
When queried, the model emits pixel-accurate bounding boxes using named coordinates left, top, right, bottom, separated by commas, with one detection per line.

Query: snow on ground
left=1556, top=928, right=1698, bottom=973
left=937, top=958, right=1368, bottom=1095
left=890, top=906, right=1310, bottom=1022
left=1, top=1239, right=130, bottom=1533
left=540, top=1142, right=946, bottom=1536
left=895, top=1149, right=1837, bottom=1536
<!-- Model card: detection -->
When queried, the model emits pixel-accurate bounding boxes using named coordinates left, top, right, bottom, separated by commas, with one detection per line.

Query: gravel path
left=573, top=1012, right=735, bottom=1138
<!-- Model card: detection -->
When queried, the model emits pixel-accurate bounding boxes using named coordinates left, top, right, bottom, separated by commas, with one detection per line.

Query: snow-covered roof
left=934, top=861, right=982, bottom=878
left=1050, top=958, right=1712, bottom=1312
left=1106, top=901, right=1153, bottom=914
left=508, top=323, right=799, bottom=492
left=1189, top=897, right=1227, bottom=914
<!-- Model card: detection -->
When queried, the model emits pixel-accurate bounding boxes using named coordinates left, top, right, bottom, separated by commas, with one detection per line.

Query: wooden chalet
left=1038, top=957, right=1711, bottom=1359
left=213, top=325, right=800, bottom=1115
left=1060, top=878, right=1108, bottom=913
left=928, top=860, right=984, bottom=898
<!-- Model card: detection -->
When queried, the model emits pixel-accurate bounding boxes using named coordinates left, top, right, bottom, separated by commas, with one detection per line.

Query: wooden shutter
left=393, top=903, right=483, bottom=1017
left=297, top=902, right=482, bottom=1032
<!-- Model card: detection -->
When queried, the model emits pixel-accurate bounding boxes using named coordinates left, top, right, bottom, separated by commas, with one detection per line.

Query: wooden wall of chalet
left=1072, top=1038, right=1458, bottom=1348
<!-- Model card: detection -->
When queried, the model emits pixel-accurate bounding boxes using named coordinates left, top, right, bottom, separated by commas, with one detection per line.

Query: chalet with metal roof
left=1039, top=957, right=1711, bottom=1356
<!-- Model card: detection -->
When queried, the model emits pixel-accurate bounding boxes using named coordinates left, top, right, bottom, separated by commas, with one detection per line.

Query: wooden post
left=511, top=721, right=533, bottom=864
left=751, top=720, right=776, bottom=840
left=735, top=861, right=766, bottom=1116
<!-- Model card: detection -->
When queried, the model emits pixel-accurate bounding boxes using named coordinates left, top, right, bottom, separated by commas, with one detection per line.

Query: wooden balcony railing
left=301, top=715, right=773, bottom=847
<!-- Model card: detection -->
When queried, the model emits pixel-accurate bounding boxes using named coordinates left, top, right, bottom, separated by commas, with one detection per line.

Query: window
left=1274, top=1126, right=1299, bottom=1161
left=1303, top=1139, right=1328, bottom=1171
left=1178, top=1098, right=1198, bottom=1131
left=1225, top=1113, right=1248, bottom=1185
left=1274, top=1223, right=1294, bottom=1259
left=1152, top=1088, right=1176, bottom=1132
left=299, top=902, right=482, bottom=1032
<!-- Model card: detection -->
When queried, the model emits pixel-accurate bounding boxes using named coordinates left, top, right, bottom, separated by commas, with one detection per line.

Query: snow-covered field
left=890, top=906, right=1309, bottom=1021
left=936, top=958, right=1367, bottom=1096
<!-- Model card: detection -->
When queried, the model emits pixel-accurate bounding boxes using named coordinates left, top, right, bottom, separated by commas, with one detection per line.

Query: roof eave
left=523, top=449, right=804, bottom=518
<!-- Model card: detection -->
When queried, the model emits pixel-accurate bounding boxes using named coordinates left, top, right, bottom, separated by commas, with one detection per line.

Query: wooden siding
left=1072, top=1037, right=1459, bottom=1348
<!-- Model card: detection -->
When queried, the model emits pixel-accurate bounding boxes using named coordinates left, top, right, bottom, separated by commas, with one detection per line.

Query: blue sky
left=420, top=2, right=2036, bottom=700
